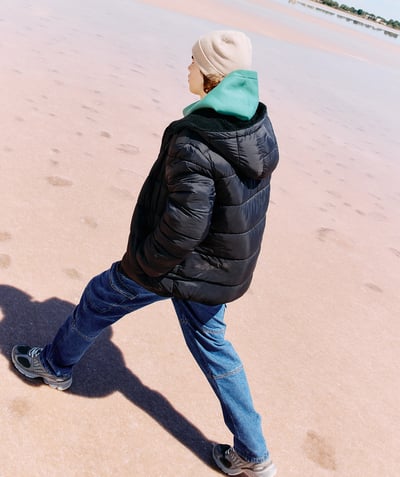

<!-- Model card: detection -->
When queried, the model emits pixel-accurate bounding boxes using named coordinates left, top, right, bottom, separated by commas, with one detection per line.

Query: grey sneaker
left=213, top=444, right=277, bottom=477
left=11, top=345, right=72, bottom=391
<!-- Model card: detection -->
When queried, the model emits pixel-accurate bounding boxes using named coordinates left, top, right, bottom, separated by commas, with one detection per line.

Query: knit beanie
left=192, top=30, right=252, bottom=77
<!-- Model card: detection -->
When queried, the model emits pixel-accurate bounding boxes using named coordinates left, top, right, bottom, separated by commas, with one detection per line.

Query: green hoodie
left=183, top=69, right=259, bottom=121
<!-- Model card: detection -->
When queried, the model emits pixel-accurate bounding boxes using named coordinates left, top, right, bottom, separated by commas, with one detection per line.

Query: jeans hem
left=234, top=445, right=270, bottom=464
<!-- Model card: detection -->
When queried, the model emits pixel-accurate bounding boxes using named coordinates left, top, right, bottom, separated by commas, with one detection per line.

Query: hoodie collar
left=183, top=69, right=259, bottom=121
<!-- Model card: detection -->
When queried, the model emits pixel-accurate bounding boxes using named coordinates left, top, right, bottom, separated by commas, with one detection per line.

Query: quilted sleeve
left=136, top=137, right=215, bottom=277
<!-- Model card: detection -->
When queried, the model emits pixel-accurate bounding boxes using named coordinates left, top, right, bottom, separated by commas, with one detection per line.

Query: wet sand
left=1, top=0, right=399, bottom=476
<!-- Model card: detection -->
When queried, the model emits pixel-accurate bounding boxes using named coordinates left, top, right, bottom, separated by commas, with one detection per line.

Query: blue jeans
left=41, top=262, right=269, bottom=463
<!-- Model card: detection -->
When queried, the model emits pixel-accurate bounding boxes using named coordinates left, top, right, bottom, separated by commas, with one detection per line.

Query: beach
left=1, top=0, right=399, bottom=476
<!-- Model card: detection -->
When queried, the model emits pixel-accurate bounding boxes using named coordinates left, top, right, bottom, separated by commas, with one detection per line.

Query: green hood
left=183, top=70, right=259, bottom=121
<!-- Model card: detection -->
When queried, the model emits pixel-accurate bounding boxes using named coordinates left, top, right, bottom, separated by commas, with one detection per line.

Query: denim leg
left=172, top=299, right=269, bottom=463
left=41, top=262, right=165, bottom=377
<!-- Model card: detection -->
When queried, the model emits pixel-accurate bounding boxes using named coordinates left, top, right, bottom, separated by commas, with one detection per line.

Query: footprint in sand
left=389, top=248, right=400, bottom=258
left=100, top=131, right=111, bottom=138
left=46, top=176, right=73, bottom=187
left=109, top=186, right=134, bottom=200
left=0, top=254, right=11, bottom=269
left=317, top=228, right=334, bottom=241
left=364, top=283, right=383, bottom=293
left=369, top=193, right=381, bottom=201
left=303, top=430, right=337, bottom=471
left=80, top=216, right=98, bottom=229
left=64, top=268, right=81, bottom=280
left=81, top=104, right=99, bottom=114
left=316, top=227, right=353, bottom=249
left=0, top=232, right=12, bottom=241
left=303, top=431, right=337, bottom=470
left=9, top=397, right=31, bottom=417
left=326, top=190, right=341, bottom=199
left=117, top=144, right=140, bottom=155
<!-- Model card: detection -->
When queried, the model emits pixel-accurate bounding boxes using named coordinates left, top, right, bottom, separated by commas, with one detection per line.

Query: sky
left=339, top=0, right=400, bottom=19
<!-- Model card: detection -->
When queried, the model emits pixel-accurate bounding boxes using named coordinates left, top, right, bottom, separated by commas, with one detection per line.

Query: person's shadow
left=0, top=284, right=216, bottom=469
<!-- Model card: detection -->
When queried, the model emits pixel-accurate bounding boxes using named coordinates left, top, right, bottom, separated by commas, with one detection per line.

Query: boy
left=12, top=30, right=279, bottom=476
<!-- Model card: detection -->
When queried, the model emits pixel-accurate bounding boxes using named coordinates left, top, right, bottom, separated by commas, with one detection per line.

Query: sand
left=1, top=0, right=399, bottom=476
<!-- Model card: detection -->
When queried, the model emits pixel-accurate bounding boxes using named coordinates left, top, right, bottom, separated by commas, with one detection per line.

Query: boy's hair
left=203, top=73, right=224, bottom=94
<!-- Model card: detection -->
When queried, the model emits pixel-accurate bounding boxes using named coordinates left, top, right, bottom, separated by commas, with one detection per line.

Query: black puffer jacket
left=121, top=103, right=279, bottom=305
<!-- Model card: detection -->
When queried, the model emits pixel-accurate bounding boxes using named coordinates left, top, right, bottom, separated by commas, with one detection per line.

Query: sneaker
left=213, top=444, right=277, bottom=477
left=11, top=345, right=72, bottom=391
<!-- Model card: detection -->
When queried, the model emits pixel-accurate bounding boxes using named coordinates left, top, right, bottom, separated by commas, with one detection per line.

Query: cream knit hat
left=192, top=30, right=252, bottom=77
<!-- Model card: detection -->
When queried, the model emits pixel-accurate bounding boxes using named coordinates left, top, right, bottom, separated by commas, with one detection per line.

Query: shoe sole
left=11, top=352, right=72, bottom=391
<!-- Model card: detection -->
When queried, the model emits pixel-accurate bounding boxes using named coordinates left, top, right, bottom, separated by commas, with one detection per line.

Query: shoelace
left=28, top=347, right=43, bottom=358
left=225, top=447, right=245, bottom=467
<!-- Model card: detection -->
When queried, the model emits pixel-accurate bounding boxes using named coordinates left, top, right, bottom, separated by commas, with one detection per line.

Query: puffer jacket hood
left=176, top=104, right=276, bottom=180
